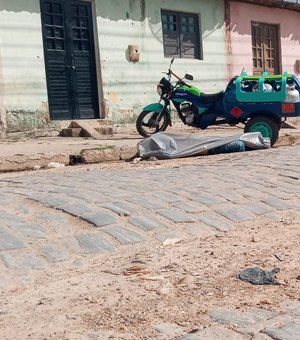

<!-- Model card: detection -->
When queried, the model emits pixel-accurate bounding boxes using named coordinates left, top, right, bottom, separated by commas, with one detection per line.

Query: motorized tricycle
left=136, top=58, right=300, bottom=146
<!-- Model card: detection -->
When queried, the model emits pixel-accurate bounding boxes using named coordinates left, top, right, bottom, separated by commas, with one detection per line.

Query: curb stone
left=0, top=146, right=137, bottom=173
left=79, top=145, right=137, bottom=164
left=0, top=153, right=70, bottom=173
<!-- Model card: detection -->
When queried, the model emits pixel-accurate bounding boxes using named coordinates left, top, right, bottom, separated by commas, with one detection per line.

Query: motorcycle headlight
left=157, top=84, right=163, bottom=96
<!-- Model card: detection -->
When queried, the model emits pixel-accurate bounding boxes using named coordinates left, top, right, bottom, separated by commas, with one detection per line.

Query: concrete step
left=69, top=121, right=113, bottom=139
left=60, top=128, right=82, bottom=137
left=59, top=121, right=114, bottom=139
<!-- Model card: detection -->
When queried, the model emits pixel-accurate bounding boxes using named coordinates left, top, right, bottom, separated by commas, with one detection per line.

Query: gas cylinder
left=285, top=84, right=300, bottom=102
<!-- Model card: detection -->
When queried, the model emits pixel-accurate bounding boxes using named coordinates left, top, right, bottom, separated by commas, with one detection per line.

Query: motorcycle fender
left=143, top=103, right=170, bottom=114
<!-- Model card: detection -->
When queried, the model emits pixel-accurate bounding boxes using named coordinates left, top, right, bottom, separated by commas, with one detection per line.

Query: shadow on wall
left=0, top=1, right=39, bottom=13
left=0, top=0, right=147, bottom=18
left=0, top=0, right=221, bottom=35
left=98, top=0, right=223, bottom=48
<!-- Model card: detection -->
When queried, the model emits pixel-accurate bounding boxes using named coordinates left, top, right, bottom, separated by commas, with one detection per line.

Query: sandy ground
left=0, top=145, right=299, bottom=340
left=0, top=209, right=299, bottom=339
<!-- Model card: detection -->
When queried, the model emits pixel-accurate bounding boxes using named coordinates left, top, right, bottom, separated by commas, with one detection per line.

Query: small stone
left=132, top=157, right=142, bottom=163
left=47, top=162, right=65, bottom=168
left=277, top=279, right=288, bottom=286
left=260, top=299, right=271, bottom=305
left=296, top=275, right=300, bottom=281
left=66, top=315, right=77, bottom=320
left=160, top=287, right=171, bottom=295
left=177, top=275, right=194, bottom=285
left=90, top=299, right=98, bottom=304
left=163, top=238, right=182, bottom=246
left=251, top=237, right=260, bottom=242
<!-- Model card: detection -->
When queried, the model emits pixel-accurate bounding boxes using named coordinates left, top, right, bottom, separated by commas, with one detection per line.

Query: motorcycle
left=136, top=58, right=300, bottom=146
left=136, top=58, right=227, bottom=138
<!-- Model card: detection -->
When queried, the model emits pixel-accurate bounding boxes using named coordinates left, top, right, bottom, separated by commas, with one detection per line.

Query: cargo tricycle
left=136, top=59, right=300, bottom=146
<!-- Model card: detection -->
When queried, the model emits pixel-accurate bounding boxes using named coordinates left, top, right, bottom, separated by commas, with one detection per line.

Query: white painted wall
left=0, top=0, right=226, bottom=131
left=0, top=3, right=47, bottom=112
left=96, top=0, right=226, bottom=122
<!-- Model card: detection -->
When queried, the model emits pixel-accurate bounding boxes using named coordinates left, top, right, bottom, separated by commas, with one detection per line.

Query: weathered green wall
left=96, top=0, right=226, bottom=123
left=0, top=0, right=49, bottom=133
left=0, top=0, right=226, bottom=133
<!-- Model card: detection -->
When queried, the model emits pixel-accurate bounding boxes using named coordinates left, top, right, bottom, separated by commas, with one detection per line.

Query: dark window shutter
left=161, top=10, right=202, bottom=60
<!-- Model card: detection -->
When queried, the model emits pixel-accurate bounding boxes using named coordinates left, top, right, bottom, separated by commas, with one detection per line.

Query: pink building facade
left=226, top=0, right=300, bottom=80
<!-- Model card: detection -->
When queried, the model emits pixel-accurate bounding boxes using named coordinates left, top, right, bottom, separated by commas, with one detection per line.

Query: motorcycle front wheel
left=136, top=110, right=169, bottom=138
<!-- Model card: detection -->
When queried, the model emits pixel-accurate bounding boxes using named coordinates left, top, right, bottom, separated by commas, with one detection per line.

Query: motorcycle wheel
left=244, top=116, right=279, bottom=146
left=136, top=110, right=169, bottom=138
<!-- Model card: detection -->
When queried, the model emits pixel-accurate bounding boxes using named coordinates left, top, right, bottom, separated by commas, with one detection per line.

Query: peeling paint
left=228, top=1, right=300, bottom=76
left=6, top=107, right=51, bottom=133
left=108, top=92, right=119, bottom=105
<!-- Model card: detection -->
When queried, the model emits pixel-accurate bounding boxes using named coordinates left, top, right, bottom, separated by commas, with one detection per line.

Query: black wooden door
left=40, top=0, right=100, bottom=120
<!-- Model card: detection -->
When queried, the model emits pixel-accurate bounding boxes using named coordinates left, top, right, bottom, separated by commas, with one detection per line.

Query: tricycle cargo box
left=235, top=72, right=300, bottom=103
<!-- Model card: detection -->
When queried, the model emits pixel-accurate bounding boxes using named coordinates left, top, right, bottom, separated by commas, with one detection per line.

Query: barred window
left=161, top=10, right=202, bottom=59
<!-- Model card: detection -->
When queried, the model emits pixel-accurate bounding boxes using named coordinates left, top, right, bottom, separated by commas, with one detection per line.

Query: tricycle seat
left=201, top=91, right=224, bottom=104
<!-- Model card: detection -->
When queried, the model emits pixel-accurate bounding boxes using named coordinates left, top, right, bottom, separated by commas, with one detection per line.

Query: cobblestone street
left=0, top=145, right=299, bottom=339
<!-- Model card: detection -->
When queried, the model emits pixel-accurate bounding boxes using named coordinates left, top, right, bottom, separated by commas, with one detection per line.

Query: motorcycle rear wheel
left=136, top=110, right=169, bottom=137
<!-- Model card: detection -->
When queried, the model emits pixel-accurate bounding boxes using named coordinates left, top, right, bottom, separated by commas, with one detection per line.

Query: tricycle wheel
left=136, top=110, right=169, bottom=138
left=244, top=116, right=279, bottom=146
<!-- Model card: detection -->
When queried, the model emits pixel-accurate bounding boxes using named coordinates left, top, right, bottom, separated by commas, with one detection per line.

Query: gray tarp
left=137, top=132, right=270, bottom=159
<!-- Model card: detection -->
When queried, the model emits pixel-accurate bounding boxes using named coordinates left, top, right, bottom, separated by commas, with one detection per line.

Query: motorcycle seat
left=201, top=91, right=224, bottom=104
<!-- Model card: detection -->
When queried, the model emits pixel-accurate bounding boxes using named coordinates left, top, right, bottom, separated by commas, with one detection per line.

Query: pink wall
left=228, top=2, right=300, bottom=78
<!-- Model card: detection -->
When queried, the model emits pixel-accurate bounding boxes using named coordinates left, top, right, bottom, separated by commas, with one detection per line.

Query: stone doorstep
left=60, top=125, right=114, bottom=138
left=94, top=126, right=114, bottom=135
left=60, top=128, right=82, bottom=137
left=68, top=121, right=113, bottom=139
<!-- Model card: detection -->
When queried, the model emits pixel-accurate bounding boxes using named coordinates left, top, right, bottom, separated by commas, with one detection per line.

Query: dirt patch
left=276, top=132, right=300, bottom=147
left=0, top=210, right=299, bottom=339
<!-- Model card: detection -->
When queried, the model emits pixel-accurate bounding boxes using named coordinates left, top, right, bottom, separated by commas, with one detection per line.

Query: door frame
left=40, top=0, right=104, bottom=120
left=87, top=0, right=104, bottom=119
left=251, top=21, right=282, bottom=75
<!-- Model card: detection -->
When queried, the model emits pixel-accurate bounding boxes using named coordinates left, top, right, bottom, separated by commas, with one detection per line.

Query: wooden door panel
left=70, top=1, right=99, bottom=119
left=252, top=25, right=263, bottom=75
left=41, top=0, right=72, bottom=119
left=47, top=56, right=72, bottom=119
left=264, top=26, right=277, bottom=74
left=252, top=22, right=280, bottom=75
left=40, top=0, right=100, bottom=120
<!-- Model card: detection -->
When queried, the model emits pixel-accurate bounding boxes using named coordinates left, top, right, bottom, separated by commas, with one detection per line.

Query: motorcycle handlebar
left=168, top=69, right=191, bottom=87
left=169, top=69, right=182, bottom=81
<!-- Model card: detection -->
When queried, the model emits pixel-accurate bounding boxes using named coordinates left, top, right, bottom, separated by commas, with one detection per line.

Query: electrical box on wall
left=295, top=60, right=300, bottom=73
left=128, top=45, right=140, bottom=62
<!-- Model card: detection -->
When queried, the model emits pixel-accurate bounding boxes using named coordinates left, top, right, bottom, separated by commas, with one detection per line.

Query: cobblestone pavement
left=0, top=145, right=299, bottom=339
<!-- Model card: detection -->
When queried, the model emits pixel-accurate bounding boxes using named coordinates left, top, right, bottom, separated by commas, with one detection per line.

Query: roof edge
left=230, top=0, right=300, bottom=12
